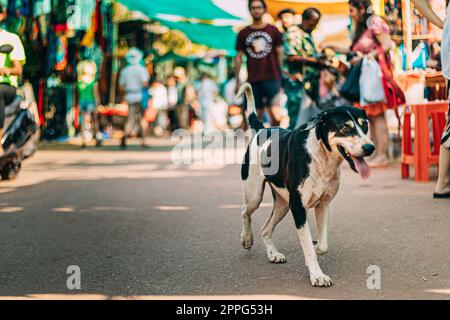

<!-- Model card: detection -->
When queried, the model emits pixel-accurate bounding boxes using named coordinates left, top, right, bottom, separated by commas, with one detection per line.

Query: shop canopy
left=117, top=0, right=243, bottom=21
left=117, top=0, right=383, bottom=55
left=117, top=0, right=248, bottom=54
left=266, top=0, right=349, bottom=15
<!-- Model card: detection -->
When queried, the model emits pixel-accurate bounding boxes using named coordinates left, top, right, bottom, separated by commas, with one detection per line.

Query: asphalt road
left=0, top=140, right=449, bottom=299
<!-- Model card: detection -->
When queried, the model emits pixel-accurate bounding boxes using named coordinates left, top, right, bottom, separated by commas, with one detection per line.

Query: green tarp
left=117, top=0, right=243, bottom=54
left=154, top=19, right=238, bottom=54
left=117, top=0, right=241, bottom=20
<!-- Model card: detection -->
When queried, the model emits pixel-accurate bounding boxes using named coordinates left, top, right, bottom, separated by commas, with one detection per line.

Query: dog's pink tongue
left=354, top=157, right=371, bottom=180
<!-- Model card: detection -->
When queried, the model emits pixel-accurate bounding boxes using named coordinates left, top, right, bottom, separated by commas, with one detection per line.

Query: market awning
left=154, top=19, right=239, bottom=55
left=266, top=0, right=349, bottom=16
left=117, top=0, right=247, bottom=54
left=266, top=0, right=385, bottom=16
left=117, top=0, right=243, bottom=21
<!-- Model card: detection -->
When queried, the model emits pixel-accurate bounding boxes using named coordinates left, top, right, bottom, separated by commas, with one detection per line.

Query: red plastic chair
left=401, top=101, right=448, bottom=182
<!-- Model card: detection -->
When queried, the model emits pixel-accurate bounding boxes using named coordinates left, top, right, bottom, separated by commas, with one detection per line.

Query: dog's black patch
left=241, top=147, right=250, bottom=180
left=261, top=127, right=313, bottom=228
left=248, top=112, right=264, bottom=132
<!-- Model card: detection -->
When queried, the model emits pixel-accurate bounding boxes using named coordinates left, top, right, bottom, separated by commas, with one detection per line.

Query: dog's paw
left=240, top=233, right=253, bottom=250
left=314, top=243, right=328, bottom=256
left=268, top=252, right=287, bottom=264
left=310, top=273, right=333, bottom=287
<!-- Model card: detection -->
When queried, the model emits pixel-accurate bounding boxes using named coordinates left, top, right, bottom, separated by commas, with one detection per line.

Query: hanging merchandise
left=1, top=0, right=115, bottom=139
left=44, top=75, right=68, bottom=140
left=33, top=0, right=52, bottom=16
left=81, top=4, right=98, bottom=47
left=37, top=14, right=49, bottom=45
left=428, top=0, right=446, bottom=42
left=67, top=0, right=96, bottom=31
left=399, top=42, right=428, bottom=70
left=20, top=0, right=32, bottom=17
left=54, top=26, right=68, bottom=71
left=51, top=0, right=72, bottom=25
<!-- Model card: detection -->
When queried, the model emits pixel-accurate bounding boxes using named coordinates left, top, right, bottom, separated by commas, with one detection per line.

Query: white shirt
left=150, top=83, right=168, bottom=110
left=224, top=77, right=243, bottom=105
left=118, top=64, right=149, bottom=104
left=198, top=78, right=218, bottom=103
left=442, top=4, right=450, bottom=79
left=0, top=29, right=26, bottom=87
left=167, top=86, right=178, bottom=106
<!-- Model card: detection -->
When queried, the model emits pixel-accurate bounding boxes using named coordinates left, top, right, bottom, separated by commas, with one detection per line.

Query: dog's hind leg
left=241, top=174, right=265, bottom=250
left=261, top=190, right=289, bottom=263
left=314, top=205, right=330, bottom=255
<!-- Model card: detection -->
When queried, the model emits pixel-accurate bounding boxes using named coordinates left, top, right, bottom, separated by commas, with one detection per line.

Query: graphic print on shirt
left=245, top=31, right=273, bottom=59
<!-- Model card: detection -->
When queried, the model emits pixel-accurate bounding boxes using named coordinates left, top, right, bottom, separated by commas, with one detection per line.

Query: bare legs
left=434, top=145, right=450, bottom=196
left=368, top=113, right=389, bottom=167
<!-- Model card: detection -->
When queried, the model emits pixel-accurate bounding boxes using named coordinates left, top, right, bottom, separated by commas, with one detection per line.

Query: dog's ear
left=315, top=112, right=332, bottom=152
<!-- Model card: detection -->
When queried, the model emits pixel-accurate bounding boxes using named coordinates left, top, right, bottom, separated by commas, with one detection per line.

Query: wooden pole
left=401, top=0, right=413, bottom=70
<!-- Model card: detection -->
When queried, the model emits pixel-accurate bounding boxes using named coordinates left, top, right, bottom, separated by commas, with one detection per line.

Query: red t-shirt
left=236, top=24, right=282, bottom=83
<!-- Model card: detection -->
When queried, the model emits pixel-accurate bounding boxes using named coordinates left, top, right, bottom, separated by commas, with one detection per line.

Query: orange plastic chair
left=401, top=101, right=448, bottom=182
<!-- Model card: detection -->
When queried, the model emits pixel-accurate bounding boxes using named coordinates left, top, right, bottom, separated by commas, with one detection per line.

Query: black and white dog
left=237, top=83, right=375, bottom=287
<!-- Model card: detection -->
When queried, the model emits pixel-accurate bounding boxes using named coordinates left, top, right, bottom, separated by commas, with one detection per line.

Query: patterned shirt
left=282, top=26, right=320, bottom=99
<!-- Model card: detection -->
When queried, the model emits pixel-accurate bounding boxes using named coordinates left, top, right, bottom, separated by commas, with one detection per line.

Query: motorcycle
left=0, top=44, right=39, bottom=180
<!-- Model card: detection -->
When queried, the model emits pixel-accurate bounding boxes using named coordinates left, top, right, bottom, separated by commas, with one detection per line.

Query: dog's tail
left=236, top=83, right=264, bottom=132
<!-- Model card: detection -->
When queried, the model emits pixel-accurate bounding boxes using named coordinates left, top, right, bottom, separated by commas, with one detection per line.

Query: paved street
left=0, top=140, right=449, bottom=299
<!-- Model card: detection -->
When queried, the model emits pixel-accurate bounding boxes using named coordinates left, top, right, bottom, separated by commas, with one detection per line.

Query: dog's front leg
left=290, top=192, right=333, bottom=287
left=314, top=205, right=329, bottom=255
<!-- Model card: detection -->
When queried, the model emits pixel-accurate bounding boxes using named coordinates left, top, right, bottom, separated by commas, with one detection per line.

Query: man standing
left=119, top=47, right=150, bottom=148
left=281, top=7, right=323, bottom=129
left=278, top=8, right=303, bottom=129
left=235, top=0, right=283, bottom=126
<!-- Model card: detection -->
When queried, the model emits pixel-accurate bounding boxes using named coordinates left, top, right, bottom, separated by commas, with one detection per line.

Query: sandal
left=433, top=192, right=450, bottom=199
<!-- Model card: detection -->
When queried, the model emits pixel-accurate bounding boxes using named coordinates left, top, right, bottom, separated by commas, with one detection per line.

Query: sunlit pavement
left=0, top=140, right=449, bottom=300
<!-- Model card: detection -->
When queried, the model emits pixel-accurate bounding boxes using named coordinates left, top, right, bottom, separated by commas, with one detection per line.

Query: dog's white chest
left=299, top=170, right=340, bottom=209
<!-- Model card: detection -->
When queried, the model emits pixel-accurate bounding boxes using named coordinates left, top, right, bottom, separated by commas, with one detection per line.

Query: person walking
left=278, top=7, right=323, bottom=129
left=409, top=0, right=450, bottom=198
left=166, top=75, right=180, bottom=132
left=119, top=47, right=150, bottom=148
left=149, top=81, right=169, bottom=136
left=198, top=73, right=219, bottom=132
left=235, top=0, right=283, bottom=126
left=76, top=60, right=102, bottom=148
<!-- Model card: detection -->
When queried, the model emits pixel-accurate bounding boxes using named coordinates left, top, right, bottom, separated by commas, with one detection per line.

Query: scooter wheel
left=1, top=162, right=21, bottom=180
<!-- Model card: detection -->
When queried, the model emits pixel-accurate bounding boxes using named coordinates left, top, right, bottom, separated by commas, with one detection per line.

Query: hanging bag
left=340, top=60, right=363, bottom=103
left=376, top=45, right=406, bottom=108
left=359, top=55, right=386, bottom=105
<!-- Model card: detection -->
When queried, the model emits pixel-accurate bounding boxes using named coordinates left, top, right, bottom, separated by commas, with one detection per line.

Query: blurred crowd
left=74, top=0, right=417, bottom=171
